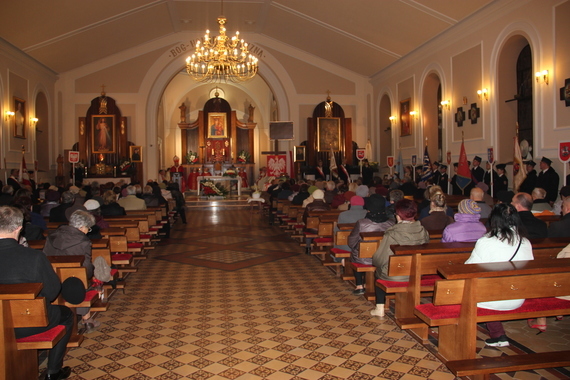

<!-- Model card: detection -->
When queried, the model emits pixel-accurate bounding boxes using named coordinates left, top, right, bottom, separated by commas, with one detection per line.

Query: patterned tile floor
left=46, top=209, right=570, bottom=379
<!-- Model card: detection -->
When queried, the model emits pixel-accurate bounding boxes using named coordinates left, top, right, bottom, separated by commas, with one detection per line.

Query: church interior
left=1, top=0, right=570, bottom=379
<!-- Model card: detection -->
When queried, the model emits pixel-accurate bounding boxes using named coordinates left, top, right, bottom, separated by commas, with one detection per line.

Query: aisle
left=62, top=209, right=454, bottom=379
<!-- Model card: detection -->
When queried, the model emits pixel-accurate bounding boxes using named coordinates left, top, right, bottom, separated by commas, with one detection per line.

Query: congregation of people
left=262, top=154, right=570, bottom=348
left=0, top=171, right=184, bottom=380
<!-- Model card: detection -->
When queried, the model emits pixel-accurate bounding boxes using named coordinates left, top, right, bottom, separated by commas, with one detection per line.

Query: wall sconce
left=5, top=111, right=15, bottom=120
left=30, top=117, right=39, bottom=127
left=440, top=100, right=450, bottom=110
left=409, top=111, right=418, bottom=119
left=535, top=70, right=549, bottom=85
left=477, top=88, right=489, bottom=101
left=389, top=116, right=396, bottom=123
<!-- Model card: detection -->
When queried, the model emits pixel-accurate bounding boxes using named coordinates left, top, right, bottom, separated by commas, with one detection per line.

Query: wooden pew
left=349, top=239, right=380, bottom=301
left=414, top=258, right=570, bottom=378
left=381, top=239, right=569, bottom=340
left=0, top=283, right=68, bottom=380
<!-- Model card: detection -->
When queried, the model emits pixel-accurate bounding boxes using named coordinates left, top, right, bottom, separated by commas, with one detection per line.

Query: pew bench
left=0, top=283, right=69, bottom=380
left=413, top=258, right=570, bottom=378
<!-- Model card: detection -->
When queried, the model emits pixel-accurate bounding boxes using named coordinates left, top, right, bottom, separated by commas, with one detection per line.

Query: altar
left=197, top=176, right=241, bottom=197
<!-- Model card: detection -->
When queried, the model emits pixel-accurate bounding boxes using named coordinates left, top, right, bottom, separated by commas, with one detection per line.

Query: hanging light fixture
left=186, top=0, right=258, bottom=83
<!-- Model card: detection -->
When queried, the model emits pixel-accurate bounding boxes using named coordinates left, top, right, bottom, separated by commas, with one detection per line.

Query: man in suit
left=535, top=156, right=560, bottom=205
left=49, top=191, right=74, bottom=222
left=471, top=156, right=485, bottom=184
left=511, top=192, right=547, bottom=238
left=548, top=197, right=570, bottom=238
left=519, top=160, right=537, bottom=195
left=0, top=206, right=74, bottom=380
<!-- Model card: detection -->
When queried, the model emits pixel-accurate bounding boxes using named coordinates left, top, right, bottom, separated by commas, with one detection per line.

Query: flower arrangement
left=201, top=181, right=228, bottom=197
left=119, top=158, right=132, bottom=173
left=186, top=151, right=199, bottom=164
left=223, top=168, right=237, bottom=178
left=238, top=150, right=251, bottom=163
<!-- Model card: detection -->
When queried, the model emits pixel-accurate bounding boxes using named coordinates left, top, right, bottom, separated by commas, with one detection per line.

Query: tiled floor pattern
left=45, top=209, right=569, bottom=379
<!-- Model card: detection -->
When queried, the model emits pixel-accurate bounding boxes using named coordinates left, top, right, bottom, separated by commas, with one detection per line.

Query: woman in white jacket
left=465, top=203, right=533, bottom=347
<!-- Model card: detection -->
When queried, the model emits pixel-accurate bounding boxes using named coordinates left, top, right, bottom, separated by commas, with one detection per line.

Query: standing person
left=361, top=159, right=374, bottom=186
left=7, top=168, right=21, bottom=192
left=0, top=206, right=74, bottom=380
left=495, top=164, right=508, bottom=193
left=471, top=156, right=485, bottom=184
left=519, top=160, right=537, bottom=195
left=167, top=182, right=187, bottom=224
left=370, top=199, right=429, bottom=317
left=465, top=203, right=533, bottom=347
left=535, top=157, right=560, bottom=205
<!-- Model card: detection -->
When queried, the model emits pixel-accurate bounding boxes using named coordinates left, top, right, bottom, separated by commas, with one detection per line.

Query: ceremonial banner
left=356, top=149, right=366, bottom=161
left=456, top=140, right=472, bottom=190
left=513, top=135, right=526, bottom=192
left=560, top=141, right=570, bottom=163
left=420, top=146, right=432, bottom=181
left=387, top=156, right=394, bottom=168
left=487, top=147, right=495, bottom=164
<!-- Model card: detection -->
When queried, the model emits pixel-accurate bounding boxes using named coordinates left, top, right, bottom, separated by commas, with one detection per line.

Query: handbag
left=508, top=238, right=523, bottom=262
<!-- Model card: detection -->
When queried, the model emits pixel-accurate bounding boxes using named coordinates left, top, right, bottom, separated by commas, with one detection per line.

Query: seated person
left=511, top=192, right=547, bottom=238
left=548, top=197, right=570, bottom=238
left=142, top=185, right=160, bottom=207
left=465, top=203, right=533, bottom=347
left=100, top=190, right=126, bottom=216
left=441, top=199, right=486, bottom=242
left=40, top=189, right=61, bottom=217
left=418, top=185, right=454, bottom=220
left=420, top=190, right=454, bottom=231
left=531, top=187, right=553, bottom=213
left=44, top=210, right=100, bottom=332
left=348, top=195, right=394, bottom=295
left=371, top=199, right=429, bottom=317
left=49, top=191, right=75, bottom=222
left=0, top=206, right=74, bottom=380
left=302, top=189, right=330, bottom=254
left=117, top=185, right=147, bottom=211
left=84, top=199, right=109, bottom=239
left=470, top=187, right=492, bottom=219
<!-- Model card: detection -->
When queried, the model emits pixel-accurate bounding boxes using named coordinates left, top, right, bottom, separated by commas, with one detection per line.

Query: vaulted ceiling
left=1, top=0, right=493, bottom=77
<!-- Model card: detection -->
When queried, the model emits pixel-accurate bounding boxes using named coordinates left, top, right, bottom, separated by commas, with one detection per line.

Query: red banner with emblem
left=387, top=156, right=394, bottom=168
left=356, top=149, right=366, bottom=161
left=560, top=141, right=570, bottom=163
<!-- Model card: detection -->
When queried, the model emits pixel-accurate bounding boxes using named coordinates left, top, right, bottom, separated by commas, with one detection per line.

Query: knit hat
left=312, top=189, right=325, bottom=200
left=458, top=199, right=481, bottom=215
left=84, top=199, right=101, bottom=210
left=476, top=182, right=489, bottom=192
left=61, top=277, right=86, bottom=305
left=355, top=185, right=369, bottom=197
left=350, top=196, right=364, bottom=206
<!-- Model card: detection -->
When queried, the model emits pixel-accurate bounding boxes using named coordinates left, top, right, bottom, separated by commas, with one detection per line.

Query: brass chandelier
left=186, top=2, right=258, bottom=83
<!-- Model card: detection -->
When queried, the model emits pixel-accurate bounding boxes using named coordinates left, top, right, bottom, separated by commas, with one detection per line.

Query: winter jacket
left=43, top=225, right=93, bottom=278
left=348, top=218, right=395, bottom=265
left=441, top=213, right=486, bottom=242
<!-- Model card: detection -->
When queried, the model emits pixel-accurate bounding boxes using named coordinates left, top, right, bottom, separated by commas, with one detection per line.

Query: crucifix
left=261, top=138, right=287, bottom=158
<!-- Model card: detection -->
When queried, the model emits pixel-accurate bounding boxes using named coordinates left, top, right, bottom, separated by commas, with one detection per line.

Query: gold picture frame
left=130, top=145, right=142, bottom=162
left=294, top=146, right=305, bottom=162
left=400, top=98, right=411, bottom=136
left=13, top=97, right=26, bottom=138
left=207, top=112, right=228, bottom=138
left=317, top=117, right=341, bottom=152
left=92, top=115, right=115, bottom=153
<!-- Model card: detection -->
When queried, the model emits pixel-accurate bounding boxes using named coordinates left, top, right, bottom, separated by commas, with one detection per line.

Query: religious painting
left=13, top=97, right=26, bottom=138
left=560, top=78, right=570, bottom=107
left=455, top=107, right=466, bottom=127
left=469, top=103, right=480, bottom=124
left=207, top=112, right=227, bottom=138
left=294, top=146, right=305, bottom=162
left=317, top=117, right=341, bottom=152
left=92, top=115, right=115, bottom=153
left=400, top=99, right=411, bottom=136
left=130, top=146, right=142, bottom=162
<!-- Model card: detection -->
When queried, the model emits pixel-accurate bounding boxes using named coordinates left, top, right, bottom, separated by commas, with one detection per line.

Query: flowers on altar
left=238, top=150, right=250, bottom=163
left=186, top=151, right=199, bottom=164
left=223, top=167, right=237, bottom=178
left=201, top=181, right=229, bottom=197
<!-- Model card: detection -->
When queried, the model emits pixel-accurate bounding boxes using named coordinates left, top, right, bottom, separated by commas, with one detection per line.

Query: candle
left=222, top=149, right=225, bottom=155
left=212, top=149, right=215, bottom=155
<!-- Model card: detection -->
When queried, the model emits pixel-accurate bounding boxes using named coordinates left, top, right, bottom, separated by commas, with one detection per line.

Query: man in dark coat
left=511, top=192, right=547, bottom=238
left=535, top=156, right=560, bottom=205
left=548, top=198, right=570, bottom=238
left=7, top=168, right=21, bottom=192
left=471, top=156, right=485, bottom=184
left=519, top=160, right=537, bottom=195
left=49, top=191, right=75, bottom=222
left=0, top=206, right=74, bottom=380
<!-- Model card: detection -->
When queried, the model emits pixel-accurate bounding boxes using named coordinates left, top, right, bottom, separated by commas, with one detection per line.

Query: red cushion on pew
left=314, top=237, right=333, bottom=243
left=84, top=290, right=98, bottom=302
left=139, top=234, right=152, bottom=239
left=112, top=253, right=133, bottom=261
left=330, top=248, right=350, bottom=254
left=16, top=325, right=66, bottom=343
left=150, top=227, right=160, bottom=231
left=352, top=263, right=373, bottom=268
left=377, top=274, right=442, bottom=289
left=416, top=297, right=570, bottom=320
left=294, top=225, right=304, bottom=229
left=127, top=242, right=144, bottom=248
left=110, top=269, right=119, bottom=276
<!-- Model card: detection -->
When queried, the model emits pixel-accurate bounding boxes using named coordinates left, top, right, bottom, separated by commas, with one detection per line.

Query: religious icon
left=207, top=113, right=227, bottom=138
left=92, top=115, right=115, bottom=153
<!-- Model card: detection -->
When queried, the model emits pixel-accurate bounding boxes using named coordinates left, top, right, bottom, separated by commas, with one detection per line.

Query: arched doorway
left=497, top=36, right=533, bottom=163
left=379, top=94, right=392, bottom=168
